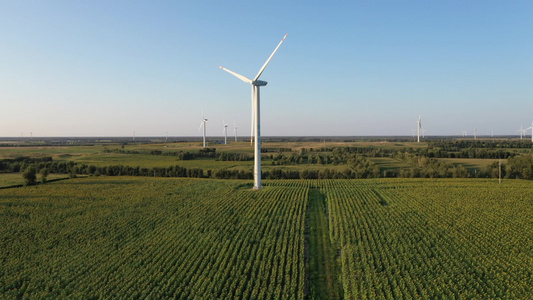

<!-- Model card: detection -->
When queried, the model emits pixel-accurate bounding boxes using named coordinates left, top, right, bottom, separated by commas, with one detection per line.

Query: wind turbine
left=222, top=121, right=228, bottom=145
left=416, top=116, right=422, bottom=142
left=199, top=116, right=208, bottom=148
left=527, top=121, right=533, bottom=142
left=517, top=125, right=526, bottom=140
left=234, top=123, right=238, bottom=142
left=474, top=128, right=477, bottom=140
left=219, top=34, right=288, bottom=189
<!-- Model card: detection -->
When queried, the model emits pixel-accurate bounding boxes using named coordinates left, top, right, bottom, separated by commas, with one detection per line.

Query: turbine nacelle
left=253, top=80, right=268, bottom=86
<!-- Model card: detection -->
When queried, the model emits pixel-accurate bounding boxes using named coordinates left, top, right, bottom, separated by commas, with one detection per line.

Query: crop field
left=1, top=177, right=532, bottom=298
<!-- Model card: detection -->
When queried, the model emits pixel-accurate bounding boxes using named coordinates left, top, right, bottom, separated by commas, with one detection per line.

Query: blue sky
left=1, top=1, right=532, bottom=137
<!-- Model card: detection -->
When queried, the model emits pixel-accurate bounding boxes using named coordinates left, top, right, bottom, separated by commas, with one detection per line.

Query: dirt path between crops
left=305, top=188, right=343, bottom=299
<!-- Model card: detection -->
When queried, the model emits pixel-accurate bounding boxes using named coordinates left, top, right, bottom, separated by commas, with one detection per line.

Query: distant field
left=368, top=157, right=412, bottom=171
left=1, top=177, right=532, bottom=298
left=440, top=158, right=503, bottom=170
left=0, top=141, right=527, bottom=175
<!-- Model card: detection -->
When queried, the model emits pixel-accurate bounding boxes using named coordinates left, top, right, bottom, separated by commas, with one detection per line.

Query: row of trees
left=103, top=148, right=250, bottom=161
left=4, top=152, right=533, bottom=183
left=428, top=139, right=533, bottom=150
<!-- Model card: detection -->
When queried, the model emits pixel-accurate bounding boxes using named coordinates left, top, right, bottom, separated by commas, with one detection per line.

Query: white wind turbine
left=234, top=123, right=238, bottom=142
left=474, top=128, right=477, bottom=139
left=199, top=115, right=208, bottom=148
left=220, top=34, right=288, bottom=189
left=527, top=121, right=533, bottom=142
left=222, top=121, right=228, bottom=145
left=516, top=125, right=527, bottom=140
left=416, top=116, right=422, bottom=142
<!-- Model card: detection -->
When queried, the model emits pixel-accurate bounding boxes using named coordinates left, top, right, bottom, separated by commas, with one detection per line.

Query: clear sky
left=1, top=0, right=532, bottom=137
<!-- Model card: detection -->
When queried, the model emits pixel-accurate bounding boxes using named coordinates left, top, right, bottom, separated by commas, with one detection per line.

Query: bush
left=23, top=167, right=37, bottom=186
left=39, top=168, right=49, bottom=183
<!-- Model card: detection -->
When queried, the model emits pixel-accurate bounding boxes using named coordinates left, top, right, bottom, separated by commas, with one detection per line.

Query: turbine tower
left=234, top=123, right=238, bottom=142
left=220, top=34, right=288, bottom=189
left=223, top=121, right=228, bottom=145
left=199, top=116, right=208, bottom=148
left=474, top=128, right=477, bottom=140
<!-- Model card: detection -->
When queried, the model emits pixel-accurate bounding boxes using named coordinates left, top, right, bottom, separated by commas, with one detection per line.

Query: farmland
left=1, top=177, right=532, bottom=298
left=1, top=138, right=531, bottom=180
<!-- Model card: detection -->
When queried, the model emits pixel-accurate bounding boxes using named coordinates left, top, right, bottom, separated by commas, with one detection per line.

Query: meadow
left=1, top=177, right=532, bottom=298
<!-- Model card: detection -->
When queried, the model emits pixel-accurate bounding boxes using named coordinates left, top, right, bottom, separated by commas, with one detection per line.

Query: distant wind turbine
left=222, top=121, right=228, bottom=145
left=416, top=116, right=422, bottom=142
left=219, top=33, right=288, bottom=189
left=474, top=128, right=477, bottom=140
left=527, top=121, right=533, bottom=142
left=199, top=115, right=208, bottom=148
left=517, top=125, right=526, bottom=140
left=234, top=123, right=238, bottom=142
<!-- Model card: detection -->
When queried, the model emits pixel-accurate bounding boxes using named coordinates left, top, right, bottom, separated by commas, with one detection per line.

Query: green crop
left=1, top=177, right=531, bottom=298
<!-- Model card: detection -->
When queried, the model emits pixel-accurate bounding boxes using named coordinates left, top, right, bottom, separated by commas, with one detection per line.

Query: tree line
left=2, top=152, right=532, bottom=185
left=103, top=148, right=251, bottom=161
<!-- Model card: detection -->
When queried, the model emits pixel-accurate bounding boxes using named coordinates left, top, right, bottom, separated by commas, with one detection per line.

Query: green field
left=1, top=177, right=532, bottom=298
left=440, top=158, right=503, bottom=171
left=1, top=140, right=529, bottom=177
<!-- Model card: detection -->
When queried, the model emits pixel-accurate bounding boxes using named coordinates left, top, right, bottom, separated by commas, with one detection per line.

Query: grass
left=368, top=157, right=411, bottom=170
left=306, top=188, right=343, bottom=299
left=440, top=158, right=502, bottom=170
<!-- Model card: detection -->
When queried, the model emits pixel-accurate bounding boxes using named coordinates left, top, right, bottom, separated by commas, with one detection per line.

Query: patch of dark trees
left=103, top=148, right=251, bottom=161
left=270, top=146, right=521, bottom=165
left=428, top=140, right=533, bottom=150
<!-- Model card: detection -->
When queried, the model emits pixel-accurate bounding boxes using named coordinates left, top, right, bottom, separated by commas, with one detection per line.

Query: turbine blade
left=254, top=33, right=288, bottom=81
left=219, top=66, right=252, bottom=84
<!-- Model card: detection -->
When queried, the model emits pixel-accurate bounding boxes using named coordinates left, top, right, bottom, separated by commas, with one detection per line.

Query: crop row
left=323, top=179, right=533, bottom=299
left=1, top=178, right=309, bottom=298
